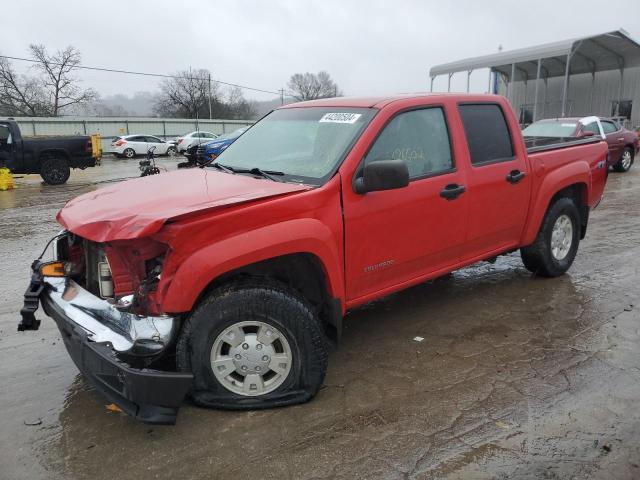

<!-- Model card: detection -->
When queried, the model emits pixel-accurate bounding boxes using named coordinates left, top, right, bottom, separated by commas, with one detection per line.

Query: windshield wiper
left=210, top=162, right=235, bottom=174
left=218, top=164, right=285, bottom=182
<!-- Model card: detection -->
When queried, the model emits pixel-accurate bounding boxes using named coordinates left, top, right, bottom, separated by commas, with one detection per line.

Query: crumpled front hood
left=57, top=168, right=310, bottom=242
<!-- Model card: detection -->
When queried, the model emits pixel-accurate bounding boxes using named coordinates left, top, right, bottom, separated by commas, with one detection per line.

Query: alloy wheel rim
left=210, top=321, right=292, bottom=396
left=551, top=214, right=573, bottom=261
left=622, top=151, right=632, bottom=170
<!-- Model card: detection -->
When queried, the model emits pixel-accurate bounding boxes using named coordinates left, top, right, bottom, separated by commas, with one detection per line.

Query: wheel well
left=200, top=253, right=341, bottom=342
left=39, top=150, right=69, bottom=165
left=550, top=183, right=589, bottom=239
left=624, top=144, right=635, bottom=157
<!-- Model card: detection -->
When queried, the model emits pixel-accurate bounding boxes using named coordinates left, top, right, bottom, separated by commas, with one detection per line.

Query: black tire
left=177, top=279, right=328, bottom=409
left=39, top=156, right=70, bottom=185
left=613, top=147, right=634, bottom=172
left=520, top=197, right=581, bottom=277
left=123, top=148, right=136, bottom=159
left=167, top=146, right=177, bottom=157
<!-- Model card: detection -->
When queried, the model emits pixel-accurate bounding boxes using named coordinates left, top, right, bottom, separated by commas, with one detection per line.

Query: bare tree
left=154, top=69, right=216, bottom=118
left=224, top=86, right=258, bottom=119
left=287, top=71, right=342, bottom=101
left=154, top=73, right=258, bottom=119
left=29, top=44, right=97, bottom=116
left=0, top=56, right=48, bottom=116
left=0, top=45, right=96, bottom=116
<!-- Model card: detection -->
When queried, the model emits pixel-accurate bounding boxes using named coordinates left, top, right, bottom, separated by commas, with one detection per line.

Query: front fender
left=161, top=218, right=344, bottom=313
left=521, top=160, right=590, bottom=246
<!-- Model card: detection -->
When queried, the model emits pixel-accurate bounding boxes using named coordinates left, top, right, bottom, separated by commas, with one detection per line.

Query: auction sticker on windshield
left=319, top=113, right=362, bottom=124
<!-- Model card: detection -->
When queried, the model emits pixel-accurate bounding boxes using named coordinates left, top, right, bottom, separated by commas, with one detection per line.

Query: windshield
left=522, top=121, right=577, bottom=138
left=215, top=107, right=376, bottom=184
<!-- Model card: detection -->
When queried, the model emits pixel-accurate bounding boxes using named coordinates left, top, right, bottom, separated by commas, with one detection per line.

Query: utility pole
left=208, top=72, right=213, bottom=120
left=279, top=88, right=285, bottom=105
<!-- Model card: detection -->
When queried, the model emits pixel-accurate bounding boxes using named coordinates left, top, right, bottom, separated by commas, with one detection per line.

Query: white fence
left=5, top=116, right=255, bottom=152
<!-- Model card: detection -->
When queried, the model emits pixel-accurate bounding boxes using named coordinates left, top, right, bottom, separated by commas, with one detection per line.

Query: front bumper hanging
left=17, top=265, right=193, bottom=425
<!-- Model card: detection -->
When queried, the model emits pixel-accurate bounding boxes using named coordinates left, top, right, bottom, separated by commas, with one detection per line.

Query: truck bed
left=524, top=136, right=601, bottom=154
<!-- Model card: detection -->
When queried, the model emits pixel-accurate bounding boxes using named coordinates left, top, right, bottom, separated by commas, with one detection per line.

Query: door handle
left=506, top=169, right=525, bottom=184
left=440, top=183, right=465, bottom=200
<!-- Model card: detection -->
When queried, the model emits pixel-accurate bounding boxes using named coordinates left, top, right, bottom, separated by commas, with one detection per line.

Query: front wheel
left=177, top=280, right=328, bottom=409
left=520, top=197, right=580, bottom=277
left=166, top=146, right=177, bottom=157
left=613, top=147, right=634, bottom=172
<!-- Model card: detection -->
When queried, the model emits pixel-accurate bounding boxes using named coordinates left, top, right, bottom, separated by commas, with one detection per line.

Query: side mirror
left=353, top=159, right=409, bottom=194
left=579, top=130, right=595, bottom=138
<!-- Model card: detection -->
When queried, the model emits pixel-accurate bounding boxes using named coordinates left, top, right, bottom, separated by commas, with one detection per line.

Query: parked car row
left=184, top=127, right=249, bottom=163
left=110, top=130, right=229, bottom=159
left=522, top=116, right=639, bottom=172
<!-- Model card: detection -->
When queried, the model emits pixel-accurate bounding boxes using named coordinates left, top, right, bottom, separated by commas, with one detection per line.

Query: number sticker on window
left=319, top=113, right=362, bottom=124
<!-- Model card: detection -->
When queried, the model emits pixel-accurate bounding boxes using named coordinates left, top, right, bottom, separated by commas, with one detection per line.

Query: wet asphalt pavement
left=0, top=157, right=639, bottom=479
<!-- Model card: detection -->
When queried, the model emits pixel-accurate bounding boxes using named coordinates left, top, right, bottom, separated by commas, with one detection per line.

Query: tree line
left=0, top=45, right=343, bottom=120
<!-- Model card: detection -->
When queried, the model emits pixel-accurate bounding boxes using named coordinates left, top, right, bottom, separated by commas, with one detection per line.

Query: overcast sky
left=1, top=0, right=638, bottom=102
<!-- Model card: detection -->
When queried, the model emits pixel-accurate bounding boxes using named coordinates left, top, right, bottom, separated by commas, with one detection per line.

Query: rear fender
left=521, top=161, right=590, bottom=246
left=160, top=218, right=344, bottom=313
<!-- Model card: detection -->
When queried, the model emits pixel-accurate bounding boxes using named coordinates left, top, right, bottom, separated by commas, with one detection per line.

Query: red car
left=523, top=116, right=639, bottom=172
left=19, top=94, right=608, bottom=424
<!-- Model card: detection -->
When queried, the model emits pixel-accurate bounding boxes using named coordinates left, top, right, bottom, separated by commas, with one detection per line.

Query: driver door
left=342, top=106, right=469, bottom=302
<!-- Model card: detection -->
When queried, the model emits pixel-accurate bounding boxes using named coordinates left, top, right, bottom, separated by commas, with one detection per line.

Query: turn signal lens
left=40, top=261, right=66, bottom=277
left=210, top=154, right=217, bottom=160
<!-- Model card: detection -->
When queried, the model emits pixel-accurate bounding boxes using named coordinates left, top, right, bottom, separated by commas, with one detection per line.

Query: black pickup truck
left=0, top=119, right=97, bottom=185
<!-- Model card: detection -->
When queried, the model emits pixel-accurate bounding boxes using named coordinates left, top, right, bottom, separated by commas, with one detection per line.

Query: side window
left=0, top=123, right=11, bottom=142
left=364, top=108, right=453, bottom=179
left=601, top=121, right=618, bottom=134
left=130, top=136, right=145, bottom=142
left=582, top=122, right=600, bottom=134
left=147, top=136, right=161, bottom=143
left=458, top=104, right=514, bottom=165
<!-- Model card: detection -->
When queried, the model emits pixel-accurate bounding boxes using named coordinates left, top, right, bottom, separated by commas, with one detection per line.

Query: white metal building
left=429, top=29, right=640, bottom=127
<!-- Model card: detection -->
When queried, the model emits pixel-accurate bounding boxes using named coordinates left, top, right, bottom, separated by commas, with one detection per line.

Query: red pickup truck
left=18, top=94, right=608, bottom=424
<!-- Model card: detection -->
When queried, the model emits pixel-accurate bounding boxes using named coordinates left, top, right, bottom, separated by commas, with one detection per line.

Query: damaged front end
left=18, top=232, right=193, bottom=425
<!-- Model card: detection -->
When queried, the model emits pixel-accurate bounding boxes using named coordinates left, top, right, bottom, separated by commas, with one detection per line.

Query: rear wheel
left=520, top=197, right=580, bottom=277
left=613, top=147, right=633, bottom=172
left=123, top=148, right=136, bottom=159
left=177, top=280, right=328, bottom=409
left=40, top=156, right=70, bottom=185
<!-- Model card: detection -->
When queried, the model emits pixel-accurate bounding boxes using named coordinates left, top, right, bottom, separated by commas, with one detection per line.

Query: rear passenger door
left=457, top=103, right=531, bottom=260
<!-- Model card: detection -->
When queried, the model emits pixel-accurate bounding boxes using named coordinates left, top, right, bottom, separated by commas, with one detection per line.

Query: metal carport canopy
left=429, top=29, right=640, bottom=81
left=429, top=29, right=640, bottom=119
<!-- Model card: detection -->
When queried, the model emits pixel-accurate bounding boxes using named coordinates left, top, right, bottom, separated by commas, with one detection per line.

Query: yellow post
left=91, top=134, right=103, bottom=165
left=0, top=168, right=15, bottom=190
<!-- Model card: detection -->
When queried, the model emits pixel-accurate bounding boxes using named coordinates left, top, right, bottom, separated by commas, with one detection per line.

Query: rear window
left=522, top=121, right=578, bottom=138
left=458, top=104, right=514, bottom=165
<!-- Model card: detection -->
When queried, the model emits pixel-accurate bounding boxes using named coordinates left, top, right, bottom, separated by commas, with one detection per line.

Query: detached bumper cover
left=35, top=276, right=193, bottom=424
